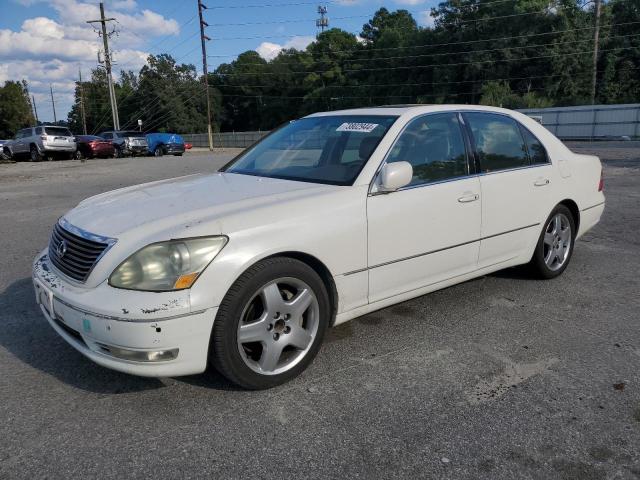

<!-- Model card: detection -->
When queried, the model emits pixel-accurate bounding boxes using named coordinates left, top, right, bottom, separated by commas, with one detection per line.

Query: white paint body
left=32, top=105, right=605, bottom=377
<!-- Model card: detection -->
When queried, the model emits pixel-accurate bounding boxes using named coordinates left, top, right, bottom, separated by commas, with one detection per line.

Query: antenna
left=316, top=5, right=328, bottom=37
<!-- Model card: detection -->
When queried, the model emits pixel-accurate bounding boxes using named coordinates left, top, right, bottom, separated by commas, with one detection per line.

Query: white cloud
left=418, top=10, right=435, bottom=28
left=256, top=35, right=315, bottom=60
left=0, top=0, right=180, bottom=122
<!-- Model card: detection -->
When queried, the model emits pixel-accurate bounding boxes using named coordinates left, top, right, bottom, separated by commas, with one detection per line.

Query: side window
left=465, top=113, right=528, bottom=172
left=387, top=112, right=468, bottom=187
left=36, top=127, right=43, bottom=134
left=520, top=126, right=549, bottom=164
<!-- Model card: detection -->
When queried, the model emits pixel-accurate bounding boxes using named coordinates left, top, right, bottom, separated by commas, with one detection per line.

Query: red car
left=75, top=135, right=115, bottom=159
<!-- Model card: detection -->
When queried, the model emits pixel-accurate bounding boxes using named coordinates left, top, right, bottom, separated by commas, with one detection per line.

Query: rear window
left=78, top=135, right=103, bottom=141
left=44, top=127, right=72, bottom=137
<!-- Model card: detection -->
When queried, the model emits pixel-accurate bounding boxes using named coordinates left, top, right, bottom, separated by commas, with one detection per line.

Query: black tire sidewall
left=531, top=204, right=576, bottom=279
left=30, top=146, right=39, bottom=162
left=210, top=257, right=330, bottom=390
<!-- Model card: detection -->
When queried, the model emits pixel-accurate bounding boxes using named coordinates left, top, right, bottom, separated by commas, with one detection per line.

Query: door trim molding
left=344, top=222, right=540, bottom=276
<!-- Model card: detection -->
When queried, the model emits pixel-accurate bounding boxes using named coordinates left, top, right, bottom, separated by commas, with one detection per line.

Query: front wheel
left=154, top=147, right=164, bottom=157
left=529, top=205, right=576, bottom=279
left=210, top=257, right=330, bottom=389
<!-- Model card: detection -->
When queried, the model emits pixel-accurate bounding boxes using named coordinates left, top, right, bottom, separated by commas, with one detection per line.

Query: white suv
left=6, top=126, right=76, bottom=161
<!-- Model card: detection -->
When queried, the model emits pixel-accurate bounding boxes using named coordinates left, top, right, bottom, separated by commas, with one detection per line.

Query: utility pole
left=198, top=0, right=214, bottom=151
left=316, top=5, right=329, bottom=37
left=87, top=2, right=120, bottom=130
left=590, top=0, right=602, bottom=105
left=50, top=84, right=57, bottom=123
left=79, top=68, right=88, bottom=135
left=32, top=95, right=39, bottom=124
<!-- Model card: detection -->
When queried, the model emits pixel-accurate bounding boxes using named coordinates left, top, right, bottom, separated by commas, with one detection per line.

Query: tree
left=0, top=80, right=35, bottom=138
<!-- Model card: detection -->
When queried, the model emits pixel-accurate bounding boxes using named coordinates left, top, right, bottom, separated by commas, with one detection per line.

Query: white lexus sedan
left=32, top=105, right=605, bottom=389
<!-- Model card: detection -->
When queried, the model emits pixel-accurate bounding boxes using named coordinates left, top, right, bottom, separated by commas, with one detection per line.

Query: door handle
left=534, top=178, right=550, bottom=187
left=458, top=193, right=479, bottom=203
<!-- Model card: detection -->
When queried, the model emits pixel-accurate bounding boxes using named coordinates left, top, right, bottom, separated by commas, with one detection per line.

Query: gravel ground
left=0, top=142, right=639, bottom=479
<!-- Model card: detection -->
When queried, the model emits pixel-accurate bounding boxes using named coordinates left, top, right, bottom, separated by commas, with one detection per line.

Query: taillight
left=40, top=135, right=47, bottom=141
left=598, top=168, right=604, bottom=192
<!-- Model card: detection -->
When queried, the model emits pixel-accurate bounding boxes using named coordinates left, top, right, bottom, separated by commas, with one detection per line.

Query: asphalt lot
left=1, top=142, right=639, bottom=479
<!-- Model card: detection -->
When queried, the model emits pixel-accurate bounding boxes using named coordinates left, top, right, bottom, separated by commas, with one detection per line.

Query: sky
left=0, top=0, right=438, bottom=122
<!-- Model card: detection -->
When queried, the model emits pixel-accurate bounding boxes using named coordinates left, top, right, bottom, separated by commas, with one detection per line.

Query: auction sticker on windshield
left=336, top=122, right=379, bottom=133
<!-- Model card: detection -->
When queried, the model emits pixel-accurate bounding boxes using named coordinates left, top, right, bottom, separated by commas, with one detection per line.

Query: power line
left=210, top=46, right=632, bottom=77
left=207, top=32, right=640, bottom=68
left=208, top=5, right=573, bottom=35
left=207, top=21, right=640, bottom=58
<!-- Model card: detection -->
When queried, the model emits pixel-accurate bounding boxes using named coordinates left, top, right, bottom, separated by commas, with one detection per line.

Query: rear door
left=463, top=112, right=554, bottom=267
left=14, top=129, right=29, bottom=154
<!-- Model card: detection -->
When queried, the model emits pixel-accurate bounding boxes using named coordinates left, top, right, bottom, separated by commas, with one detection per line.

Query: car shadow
left=0, top=277, right=235, bottom=394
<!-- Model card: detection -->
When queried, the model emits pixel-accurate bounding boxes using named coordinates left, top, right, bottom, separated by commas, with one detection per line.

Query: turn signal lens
left=174, top=272, right=199, bottom=289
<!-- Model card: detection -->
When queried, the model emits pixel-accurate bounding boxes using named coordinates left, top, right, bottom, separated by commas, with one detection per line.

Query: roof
left=306, top=104, right=518, bottom=118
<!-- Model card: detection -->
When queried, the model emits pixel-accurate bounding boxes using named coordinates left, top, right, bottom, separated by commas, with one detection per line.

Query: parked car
left=75, top=135, right=116, bottom=159
left=0, top=139, right=10, bottom=160
left=33, top=105, right=605, bottom=389
left=5, top=126, right=76, bottom=161
left=146, top=132, right=185, bottom=157
left=98, top=130, right=148, bottom=157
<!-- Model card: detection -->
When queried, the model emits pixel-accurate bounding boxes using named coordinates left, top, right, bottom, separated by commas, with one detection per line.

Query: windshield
left=223, top=115, right=398, bottom=185
left=44, top=127, right=72, bottom=136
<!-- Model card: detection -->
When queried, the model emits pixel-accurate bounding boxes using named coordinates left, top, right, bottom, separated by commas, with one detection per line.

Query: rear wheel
left=29, top=145, right=41, bottom=162
left=154, top=146, right=164, bottom=157
left=529, top=205, right=576, bottom=279
left=210, top=257, right=330, bottom=389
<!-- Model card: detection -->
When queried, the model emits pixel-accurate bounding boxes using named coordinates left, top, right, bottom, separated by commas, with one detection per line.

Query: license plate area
left=34, top=279, right=55, bottom=319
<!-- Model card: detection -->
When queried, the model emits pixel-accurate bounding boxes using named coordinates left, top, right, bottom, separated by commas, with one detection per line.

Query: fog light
left=96, top=343, right=179, bottom=362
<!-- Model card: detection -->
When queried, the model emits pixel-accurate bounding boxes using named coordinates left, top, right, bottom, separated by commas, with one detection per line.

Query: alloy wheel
left=543, top=213, right=572, bottom=271
left=237, top=277, right=319, bottom=375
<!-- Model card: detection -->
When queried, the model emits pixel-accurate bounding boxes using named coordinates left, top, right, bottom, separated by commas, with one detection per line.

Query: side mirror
left=379, top=161, right=413, bottom=192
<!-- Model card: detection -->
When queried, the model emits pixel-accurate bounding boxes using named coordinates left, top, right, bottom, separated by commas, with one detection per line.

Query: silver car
left=6, top=126, right=76, bottom=161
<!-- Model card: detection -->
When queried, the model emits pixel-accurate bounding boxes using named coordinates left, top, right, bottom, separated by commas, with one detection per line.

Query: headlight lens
left=109, top=236, right=228, bottom=291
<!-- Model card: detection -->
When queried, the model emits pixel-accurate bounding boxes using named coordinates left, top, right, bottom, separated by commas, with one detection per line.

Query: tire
left=529, top=204, right=576, bottom=279
left=115, top=147, right=123, bottom=158
left=154, top=146, right=164, bottom=157
left=210, top=257, right=330, bottom=389
left=30, top=145, right=41, bottom=162
left=74, top=150, right=83, bottom=160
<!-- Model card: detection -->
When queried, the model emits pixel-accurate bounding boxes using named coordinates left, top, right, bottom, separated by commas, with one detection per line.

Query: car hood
left=64, top=172, right=336, bottom=240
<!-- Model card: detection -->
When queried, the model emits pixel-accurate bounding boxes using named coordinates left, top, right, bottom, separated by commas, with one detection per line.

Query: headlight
left=109, top=236, right=228, bottom=291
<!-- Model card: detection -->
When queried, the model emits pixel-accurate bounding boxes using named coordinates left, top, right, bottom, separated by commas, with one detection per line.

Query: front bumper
left=126, top=145, right=148, bottom=155
left=32, top=251, right=216, bottom=377
left=165, top=144, right=185, bottom=154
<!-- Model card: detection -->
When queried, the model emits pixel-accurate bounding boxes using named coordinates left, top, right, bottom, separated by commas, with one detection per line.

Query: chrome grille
left=48, top=222, right=110, bottom=282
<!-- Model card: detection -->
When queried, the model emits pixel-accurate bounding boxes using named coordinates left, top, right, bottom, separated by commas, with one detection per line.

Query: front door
left=367, top=112, right=482, bottom=304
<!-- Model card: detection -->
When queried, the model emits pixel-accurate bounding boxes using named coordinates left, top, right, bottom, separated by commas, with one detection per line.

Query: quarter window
left=521, top=127, right=549, bottom=164
left=465, top=113, right=528, bottom=173
left=387, top=112, right=468, bottom=187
